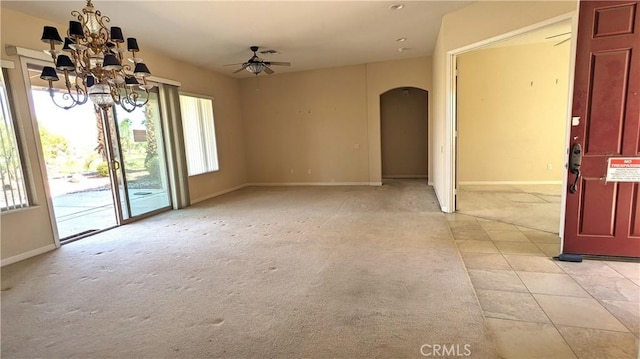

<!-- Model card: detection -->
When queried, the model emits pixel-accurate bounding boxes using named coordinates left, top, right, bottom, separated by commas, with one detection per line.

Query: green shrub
left=146, top=155, right=160, bottom=178
left=96, top=162, right=109, bottom=177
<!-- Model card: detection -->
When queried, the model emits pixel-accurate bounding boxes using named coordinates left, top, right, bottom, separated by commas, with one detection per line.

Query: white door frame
left=445, top=12, right=578, bottom=241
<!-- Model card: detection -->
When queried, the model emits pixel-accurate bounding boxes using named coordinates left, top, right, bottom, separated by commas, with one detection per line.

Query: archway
left=380, top=87, right=428, bottom=180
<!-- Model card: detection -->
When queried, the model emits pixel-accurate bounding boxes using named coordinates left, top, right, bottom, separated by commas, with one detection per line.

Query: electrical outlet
left=547, top=163, right=553, bottom=170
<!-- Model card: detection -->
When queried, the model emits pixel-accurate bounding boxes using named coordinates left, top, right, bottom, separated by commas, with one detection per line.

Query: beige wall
left=381, top=88, right=428, bottom=178
left=431, top=0, right=577, bottom=211
left=1, top=7, right=247, bottom=262
left=457, top=42, right=570, bottom=183
left=241, top=65, right=369, bottom=183
left=240, top=57, right=431, bottom=185
left=366, top=57, right=431, bottom=184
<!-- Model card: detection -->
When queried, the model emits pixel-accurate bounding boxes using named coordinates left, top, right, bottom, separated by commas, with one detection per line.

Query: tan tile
left=556, top=260, right=623, bottom=278
left=521, top=230, right=561, bottom=243
left=448, top=221, right=482, bottom=230
left=504, top=255, right=564, bottom=273
left=485, top=318, right=576, bottom=359
left=476, top=289, right=549, bottom=323
left=517, top=271, right=589, bottom=297
left=445, top=213, right=477, bottom=222
left=557, top=326, right=639, bottom=359
left=478, top=220, right=519, bottom=231
left=495, top=242, right=544, bottom=256
left=534, top=242, right=561, bottom=257
left=467, top=269, right=528, bottom=293
left=461, top=252, right=511, bottom=270
left=601, top=300, right=640, bottom=336
left=604, top=261, right=640, bottom=282
left=451, top=228, right=491, bottom=241
left=486, top=230, right=531, bottom=242
left=534, top=294, right=629, bottom=332
left=572, top=275, right=640, bottom=302
left=456, top=240, right=499, bottom=254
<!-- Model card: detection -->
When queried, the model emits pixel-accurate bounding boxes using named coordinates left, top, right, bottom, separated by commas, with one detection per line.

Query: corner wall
left=240, top=57, right=431, bottom=185
left=431, top=0, right=577, bottom=211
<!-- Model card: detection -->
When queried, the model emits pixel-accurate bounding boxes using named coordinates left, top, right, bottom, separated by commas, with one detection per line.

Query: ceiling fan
left=546, top=31, right=571, bottom=46
left=225, top=46, right=291, bottom=75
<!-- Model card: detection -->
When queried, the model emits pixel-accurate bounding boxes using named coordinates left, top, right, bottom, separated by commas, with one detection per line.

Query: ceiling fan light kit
left=227, top=46, right=291, bottom=76
left=38, top=0, right=154, bottom=111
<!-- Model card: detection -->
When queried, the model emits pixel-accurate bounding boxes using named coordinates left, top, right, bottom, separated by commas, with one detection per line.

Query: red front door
left=564, top=1, right=640, bottom=257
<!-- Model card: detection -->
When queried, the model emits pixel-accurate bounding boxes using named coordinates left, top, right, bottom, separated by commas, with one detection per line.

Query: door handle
left=112, top=160, right=120, bottom=171
left=569, top=143, right=582, bottom=194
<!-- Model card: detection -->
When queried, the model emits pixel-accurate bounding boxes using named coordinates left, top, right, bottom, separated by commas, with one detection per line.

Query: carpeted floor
left=1, top=180, right=496, bottom=358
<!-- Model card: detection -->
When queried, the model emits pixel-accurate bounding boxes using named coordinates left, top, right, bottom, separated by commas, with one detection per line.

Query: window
left=0, top=67, right=29, bottom=211
left=179, top=94, right=219, bottom=176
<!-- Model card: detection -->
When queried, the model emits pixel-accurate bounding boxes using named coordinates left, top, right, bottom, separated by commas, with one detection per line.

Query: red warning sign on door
left=606, top=158, right=640, bottom=182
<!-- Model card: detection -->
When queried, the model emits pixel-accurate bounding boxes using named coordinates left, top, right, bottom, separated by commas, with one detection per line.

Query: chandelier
left=39, top=0, right=153, bottom=112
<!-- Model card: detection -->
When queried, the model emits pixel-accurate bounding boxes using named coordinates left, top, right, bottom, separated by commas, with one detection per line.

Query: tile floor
left=447, top=213, right=640, bottom=359
left=457, top=184, right=562, bottom=233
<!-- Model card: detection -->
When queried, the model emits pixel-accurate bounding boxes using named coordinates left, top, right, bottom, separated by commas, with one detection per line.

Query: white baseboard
left=458, top=180, right=563, bottom=185
left=1, top=243, right=56, bottom=267
left=190, top=184, right=249, bottom=204
left=382, top=175, right=428, bottom=179
left=192, top=181, right=382, bottom=204
left=246, top=182, right=379, bottom=187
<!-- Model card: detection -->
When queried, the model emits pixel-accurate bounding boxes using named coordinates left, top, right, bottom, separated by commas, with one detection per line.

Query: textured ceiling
left=3, top=1, right=474, bottom=78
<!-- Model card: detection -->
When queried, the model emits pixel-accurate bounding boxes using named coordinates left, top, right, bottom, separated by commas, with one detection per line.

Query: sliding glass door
left=27, top=63, right=171, bottom=241
left=113, top=91, right=171, bottom=218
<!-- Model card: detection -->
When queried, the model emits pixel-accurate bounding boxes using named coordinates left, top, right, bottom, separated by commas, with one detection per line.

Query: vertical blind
left=179, top=95, right=219, bottom=176
left=0, top=67, right=29, bottom=211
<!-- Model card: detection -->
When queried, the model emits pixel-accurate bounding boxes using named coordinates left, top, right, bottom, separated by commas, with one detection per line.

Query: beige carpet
left=1, top=180, right=496, bottom=358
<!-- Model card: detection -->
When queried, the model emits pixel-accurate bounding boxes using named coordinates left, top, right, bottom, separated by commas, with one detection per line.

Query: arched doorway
left=380, top=87, right=428, bottom=180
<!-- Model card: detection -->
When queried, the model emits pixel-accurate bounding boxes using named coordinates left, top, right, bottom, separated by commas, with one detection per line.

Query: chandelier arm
left=48, top=88, right=78, bottom=110
left=138, top=92, right=150, bottom=107
left=118, top=91, right=137, bottom=113
left=74, top=83, right=89, bottom=105
left=109, top=84, right=122, bottom=105
left=71, top=10, right=83, bottom=22
left=62, top=70, right=73, bottom=93
left=76, top=48, right=89, bottom=70
left=97, top=13, right=111, bottom=37
left=63, top=83, right=88, bottom=107
left=125, top=87, right=138, bottom=105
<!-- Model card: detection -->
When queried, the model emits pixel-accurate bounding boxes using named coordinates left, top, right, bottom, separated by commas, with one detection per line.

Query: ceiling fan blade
left=267, top=61, right=291, bottom=66
left=233, top=64, right=248, bottom=74
left=554, top=38, right=571, bottom=46
left=224, top=63, right=246, bottom=66
left=263, top=66, right=274, bottom=75
left=545, top=31, right=571, bottom=39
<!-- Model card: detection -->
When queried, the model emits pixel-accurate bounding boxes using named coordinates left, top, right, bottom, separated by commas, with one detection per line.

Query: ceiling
left=3, top=0, right=474, bottom=78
